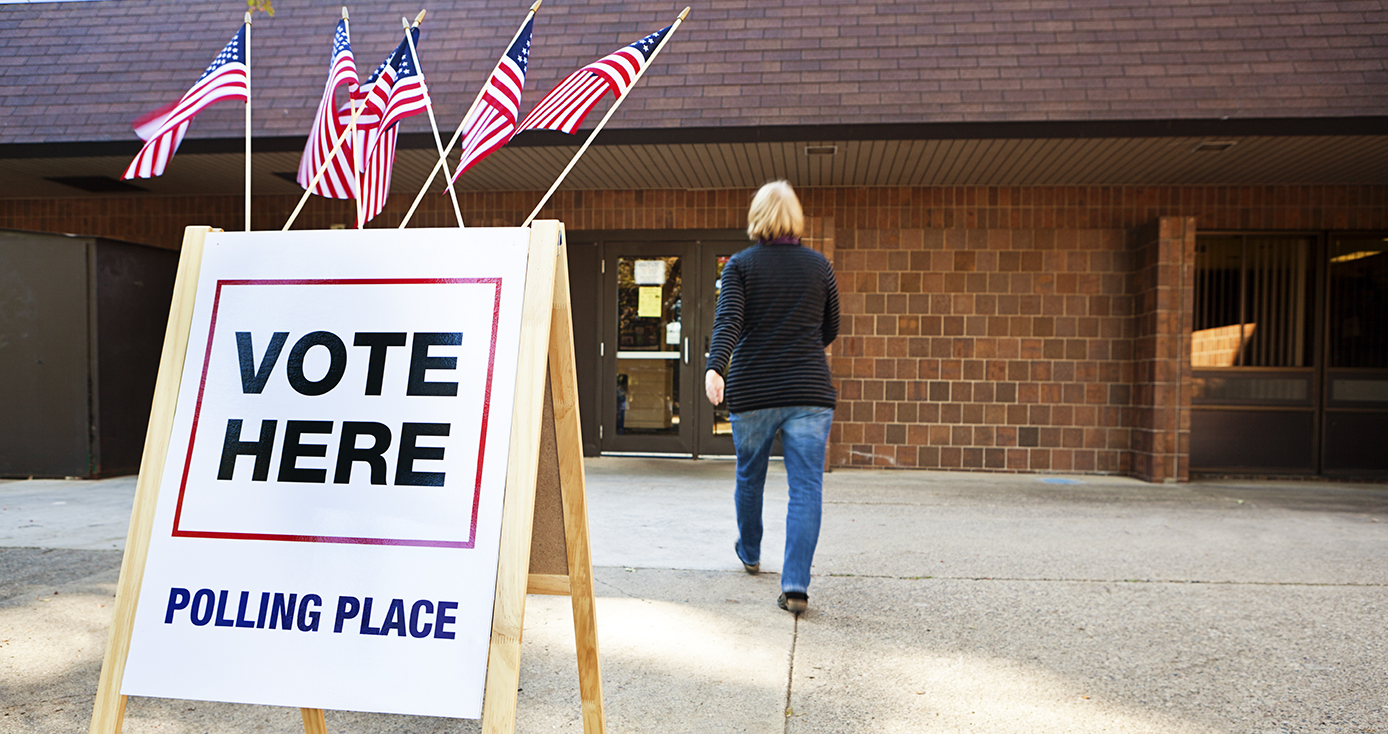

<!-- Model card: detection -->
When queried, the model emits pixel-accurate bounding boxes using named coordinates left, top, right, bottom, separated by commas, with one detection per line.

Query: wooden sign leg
left=90, top=226, right=212, bottom=734
left=300, top=708, right=327, bottom=734
left=549, top=242, right=607, bottom=734
left=481, top=222, right=562, bottom=734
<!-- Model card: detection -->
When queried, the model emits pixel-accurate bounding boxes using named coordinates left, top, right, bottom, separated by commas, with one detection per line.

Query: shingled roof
left=2, top=0, right=1385, bottom=148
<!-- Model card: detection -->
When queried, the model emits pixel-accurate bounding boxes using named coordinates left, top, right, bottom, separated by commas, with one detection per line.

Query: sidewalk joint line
left=784, top=614, right=798, bottom=733
left=822, top=573, right=1388, bottom=588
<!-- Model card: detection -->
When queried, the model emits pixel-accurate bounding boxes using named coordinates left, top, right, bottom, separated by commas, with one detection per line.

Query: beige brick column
left=1128, top=217, right=1195, bottom=482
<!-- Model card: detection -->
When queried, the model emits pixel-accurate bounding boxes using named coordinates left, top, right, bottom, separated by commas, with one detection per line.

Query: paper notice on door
left=634, top=260, right=666, bottom=285
left=638, top=286, right=662, bottom=318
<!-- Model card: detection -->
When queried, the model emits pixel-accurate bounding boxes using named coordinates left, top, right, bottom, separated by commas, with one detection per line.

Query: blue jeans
left=730, top=406, right=834, bottom=595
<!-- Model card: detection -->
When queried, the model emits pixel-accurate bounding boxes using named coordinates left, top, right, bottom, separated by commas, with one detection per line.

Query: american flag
left=296, top=19, right=358, bottom=200
left=358, top=28, right=429, bottom=141
left=449, top=18, right=533, bottom=182
left=517, top=24, right=670, bottom=135
left=122, top=25, right=249, bottom=180
left=353, top=28, right=428, bottom=227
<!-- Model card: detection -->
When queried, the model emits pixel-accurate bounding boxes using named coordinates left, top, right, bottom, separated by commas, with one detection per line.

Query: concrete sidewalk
left=2, top=460, right=1387, bottom=733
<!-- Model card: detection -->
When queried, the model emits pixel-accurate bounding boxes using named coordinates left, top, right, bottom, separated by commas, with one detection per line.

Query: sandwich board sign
left=92, top=222, right=605, bottom=734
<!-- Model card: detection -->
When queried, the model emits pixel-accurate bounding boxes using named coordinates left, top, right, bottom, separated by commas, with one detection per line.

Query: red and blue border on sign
left=169, top=278, right=504, bottom=549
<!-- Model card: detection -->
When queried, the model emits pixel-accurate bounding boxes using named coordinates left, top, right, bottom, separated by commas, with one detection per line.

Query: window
left=1193, top=235, right=1315, bottom=368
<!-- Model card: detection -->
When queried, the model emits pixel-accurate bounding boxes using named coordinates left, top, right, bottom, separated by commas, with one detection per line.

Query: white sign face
left=120, top=228, right=531, bottom=719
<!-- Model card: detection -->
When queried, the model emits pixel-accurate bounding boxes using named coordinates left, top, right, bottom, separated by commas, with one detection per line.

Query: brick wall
left=828, top=226, right=1137, bottom=473
left=3, top=185, right=1385, bottom=480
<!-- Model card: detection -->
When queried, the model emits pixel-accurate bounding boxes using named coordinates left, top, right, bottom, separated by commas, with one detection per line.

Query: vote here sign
left=121, top=228, right=531, bottom=719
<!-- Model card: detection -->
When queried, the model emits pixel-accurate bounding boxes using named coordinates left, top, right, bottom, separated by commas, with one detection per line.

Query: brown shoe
left=736, top=542, right=759, bottom=574
left=777, top=592, right=808, bottom=614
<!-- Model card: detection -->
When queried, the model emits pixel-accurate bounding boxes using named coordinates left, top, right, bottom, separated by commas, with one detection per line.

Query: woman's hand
left=704, top=370, right=724, bottom=406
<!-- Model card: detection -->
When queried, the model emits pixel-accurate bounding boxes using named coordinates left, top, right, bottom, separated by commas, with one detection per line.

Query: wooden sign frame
left=90, top=221, right=605, bottom=734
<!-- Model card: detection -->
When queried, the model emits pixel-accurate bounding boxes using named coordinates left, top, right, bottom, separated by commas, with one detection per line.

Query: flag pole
left=399, top=0, right=541, bottom=229
left=522, top=7, right=689, bottom=227
left=282, top=7, right=360, bottom=232
left=351, top=8, right=364, bottom=229
left=401, top=11, right=464, bottom=227
left=244, top=11, right=253, bottom=232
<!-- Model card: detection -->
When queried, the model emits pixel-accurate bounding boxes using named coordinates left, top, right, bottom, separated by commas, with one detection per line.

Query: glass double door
left=1190, top=232, right=1388, bottom=476
left=600, top=237, right=741, bottom=457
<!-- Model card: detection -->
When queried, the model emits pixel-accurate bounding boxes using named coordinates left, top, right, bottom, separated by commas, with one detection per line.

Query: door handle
left=683, top=337, right=689, bottom=365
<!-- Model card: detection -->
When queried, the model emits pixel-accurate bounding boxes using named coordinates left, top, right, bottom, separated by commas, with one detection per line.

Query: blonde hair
left=746, top=180, right=804, bottom=242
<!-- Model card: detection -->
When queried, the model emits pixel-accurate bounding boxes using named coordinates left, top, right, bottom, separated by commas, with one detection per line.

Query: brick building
left=2, top=0, right=1385, bottom=480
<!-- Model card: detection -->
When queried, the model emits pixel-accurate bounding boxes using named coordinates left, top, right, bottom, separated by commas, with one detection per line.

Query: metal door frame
left=1191, top=231, right=1325, bottom=474
left=1321, top=230, right=1388, bottom=477
left=582, top=230, right=745, bottom=457
left=694, top=241, right=743, bottom=458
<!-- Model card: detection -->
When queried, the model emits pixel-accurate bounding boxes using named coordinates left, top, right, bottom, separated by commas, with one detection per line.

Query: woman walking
left=705, top=180, right=839, bottom=615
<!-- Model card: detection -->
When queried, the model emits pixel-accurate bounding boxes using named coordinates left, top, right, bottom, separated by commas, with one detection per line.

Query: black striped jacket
left=706, top=239, right=840, bottom=413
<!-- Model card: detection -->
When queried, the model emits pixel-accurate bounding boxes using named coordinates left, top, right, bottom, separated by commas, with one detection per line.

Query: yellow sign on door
left=638, top=286, right=662, bottom=318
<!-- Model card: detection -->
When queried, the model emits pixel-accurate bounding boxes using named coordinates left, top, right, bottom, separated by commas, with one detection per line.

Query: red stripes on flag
left=516, top=71, right=608, bottom=135
left=454, top=59, right=524, bottom=178
left=356, top=126, right=398, bottom=229
left=123, top=121, right=193, bottom=181
left=517, top=25, right=668, bottom=135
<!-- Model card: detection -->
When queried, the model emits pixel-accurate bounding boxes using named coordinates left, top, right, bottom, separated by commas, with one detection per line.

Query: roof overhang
left=3, top=117, right=1385, bottom=200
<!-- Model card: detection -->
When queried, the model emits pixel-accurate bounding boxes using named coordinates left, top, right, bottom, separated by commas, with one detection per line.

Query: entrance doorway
left=1190, top=232, right=1388, bottom=476
left=569, top=231, right=745, bottom=457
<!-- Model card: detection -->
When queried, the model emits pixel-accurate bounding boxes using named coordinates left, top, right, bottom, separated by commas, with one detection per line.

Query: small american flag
left=353, top=28, right=428, bottom=227
left=296, top=19, right=358, bottom=200
left=123, top=25, right=249, bottom=180
left=449, top=18, right=533, bottom=182
left=518, top=24, right=670, bottom=135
